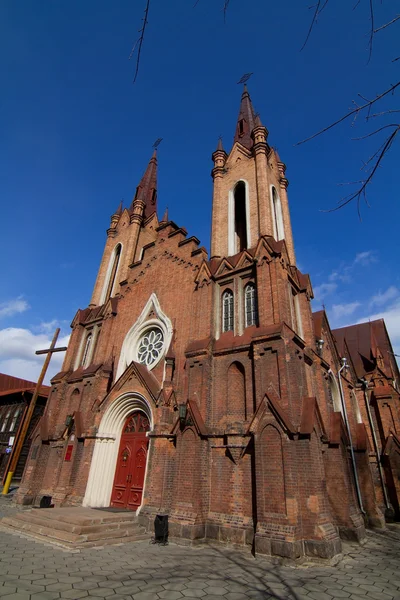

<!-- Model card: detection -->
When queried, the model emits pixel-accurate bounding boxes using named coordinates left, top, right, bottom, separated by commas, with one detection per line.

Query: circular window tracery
left=137, top=327, right=164, bottom=367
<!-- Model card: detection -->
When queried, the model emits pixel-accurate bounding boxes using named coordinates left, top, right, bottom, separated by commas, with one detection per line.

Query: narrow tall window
left=245, top=283, right=257, bottom=327
left=222, top=290, right=234, bottom=333
left=104, top=244, right=121, bottom=302
left=9, top=407, right=21, bottom=432
left=1, top=409, right=11, bottom=433
left=272, top=186, right=284, bottom=241
left=234, top=182, right=247, bottom=252
left=81, top=333, right=93, bottom=368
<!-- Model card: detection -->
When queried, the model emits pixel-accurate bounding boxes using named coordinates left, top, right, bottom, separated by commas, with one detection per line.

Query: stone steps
left=0, top=506, right=149, bottom=549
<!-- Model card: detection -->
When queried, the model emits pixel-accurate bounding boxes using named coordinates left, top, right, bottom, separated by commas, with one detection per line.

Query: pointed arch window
left=81, top=333, right=93, bottom=368
left=104, top=243, right=122, bottom=303
left=245, top=283, right=258, bottom=327
left=272, top=186, right=284, bottom=241
left=222, top=290, right=234, bottom=333
left=234, top=182, right=247, bottom=252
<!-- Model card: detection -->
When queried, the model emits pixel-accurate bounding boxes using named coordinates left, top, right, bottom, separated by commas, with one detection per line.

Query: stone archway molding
left=83, top=392, right=153, bottom=510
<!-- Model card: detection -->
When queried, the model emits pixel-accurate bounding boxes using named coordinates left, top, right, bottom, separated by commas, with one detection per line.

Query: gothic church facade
left=16, top=86, right=400, bottom=559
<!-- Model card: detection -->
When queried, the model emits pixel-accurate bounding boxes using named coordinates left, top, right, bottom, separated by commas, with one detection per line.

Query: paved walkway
left=0, top=498, right=400, bottom=600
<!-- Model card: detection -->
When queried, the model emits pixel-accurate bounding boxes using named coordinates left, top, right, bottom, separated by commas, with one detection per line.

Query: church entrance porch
left=83, top=393, right=153, bottom=511
left=110, top=412, right=149, bottom=511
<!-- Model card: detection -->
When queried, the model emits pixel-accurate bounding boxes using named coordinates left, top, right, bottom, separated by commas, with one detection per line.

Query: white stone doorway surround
left=83, top=393, right=153, bottom=511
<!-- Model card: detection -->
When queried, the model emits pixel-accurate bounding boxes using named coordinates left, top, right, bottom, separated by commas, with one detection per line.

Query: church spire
left=131, top=150, right=158, bottom=219
left=233, top=84, right=256, bottom=150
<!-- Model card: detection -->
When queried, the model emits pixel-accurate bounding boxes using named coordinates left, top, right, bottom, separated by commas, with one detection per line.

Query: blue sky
left=0, top=0, right=399, bottom=382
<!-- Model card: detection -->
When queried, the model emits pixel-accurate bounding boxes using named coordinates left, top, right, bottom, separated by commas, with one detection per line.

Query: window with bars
left=0, top=408, right=11, bottom=433
left=222, top=290, right=234, bottom=333
left=245, top=283, right=257, bottom=327
left=9, top=407, right=21, bottom=432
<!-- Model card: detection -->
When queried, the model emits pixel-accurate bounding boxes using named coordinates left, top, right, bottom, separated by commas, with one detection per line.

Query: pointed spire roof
left=161, top=206, right=169, bottom=223
left=216, top=137, right=224, bottom=151
left=233, top=84, right=256, bottom=150
left=131, top=150, right=158, bottom=219
left=114, top=200, right=123, bottom=216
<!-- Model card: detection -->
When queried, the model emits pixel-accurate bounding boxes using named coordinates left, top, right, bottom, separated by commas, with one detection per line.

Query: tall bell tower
left=210, top=85, right=296, bottom=264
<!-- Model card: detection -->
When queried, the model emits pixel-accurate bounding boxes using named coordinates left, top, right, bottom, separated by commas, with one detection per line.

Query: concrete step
left=10, top=511, right=142, bottom=535
left=29, top=507, right=138, bottom=526
left=0, top=506, right=149, bottom=549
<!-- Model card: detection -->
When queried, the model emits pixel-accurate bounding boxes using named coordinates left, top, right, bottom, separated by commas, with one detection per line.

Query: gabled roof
left=0, top=373, right=50, bottom=398
left=332, top=319, right=393, bottom=379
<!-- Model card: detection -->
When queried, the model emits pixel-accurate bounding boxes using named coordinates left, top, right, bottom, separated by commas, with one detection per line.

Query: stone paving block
left=225, top=593, right=251, bottom=600
left=45, top=582, right=73, bottom=592
left=163, top=583, right=187, bottom=591
left=116, top=583, right=141, bottom=595
left=364, top=591, right=394, bottom=600
left=205, top=588, right=228, bottom=596
left=133, top=593, right=160, bottom=600
left=0, top=594, right=31, bottom=600
left=181, top=590, right=207, bottom=598
left=185, top=582, right=208, bottom=589
left=99, top=580, right=125, bottom=589
left=74, top=581, right=101, bottom=590
left=157, top=592, right=184, bottom=600
left=307, top=593, right=334, bottom=600
left=30, top=593, right=61, bottom=600
left=0, top=587, right=17, bottom=597
left=323, top=589, right=349, bottom=597
left=87, top=588, right=116, bottom=597
left=60, top=590, right=89, bottom=599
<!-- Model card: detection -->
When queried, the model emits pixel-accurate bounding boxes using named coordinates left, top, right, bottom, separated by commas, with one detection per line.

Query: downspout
left=337, top=358, right=365, bottom=514
left=360, top=377, right=390, bottom=510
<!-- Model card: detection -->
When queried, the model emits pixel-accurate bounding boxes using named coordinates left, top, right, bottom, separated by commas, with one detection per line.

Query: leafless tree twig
left=374, top=14, right=400, bottom=34
left=129, top=0, right=151, bottom=84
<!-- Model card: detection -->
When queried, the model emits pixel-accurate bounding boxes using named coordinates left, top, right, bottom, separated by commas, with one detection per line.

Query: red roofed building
left=0, top=373, right=49, bottom=484
left=13, top=86, right=400, bottom=558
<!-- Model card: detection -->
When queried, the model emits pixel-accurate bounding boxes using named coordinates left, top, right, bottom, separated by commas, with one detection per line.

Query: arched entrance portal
left=110, top=412, right=150, bottom=511
left=83, top=393, right=153, bottom=511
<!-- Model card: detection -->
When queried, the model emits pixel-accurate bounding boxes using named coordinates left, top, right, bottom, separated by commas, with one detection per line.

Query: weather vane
left=237, top=72, right=253, bottom=85
left=153, top=138, right=163, bottom=149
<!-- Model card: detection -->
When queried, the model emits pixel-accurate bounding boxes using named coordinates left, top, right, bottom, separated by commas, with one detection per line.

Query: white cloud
left=331, top=302, right=361, bottom=320
left=370, top=286, right=399, bottom=307
left=313, top=282, right=338, bottom=301
left=0, top=327, right=70, bottom=384
left=354, top=250, right=377, bottom=266
left=0, top=296, right=30, bottom=319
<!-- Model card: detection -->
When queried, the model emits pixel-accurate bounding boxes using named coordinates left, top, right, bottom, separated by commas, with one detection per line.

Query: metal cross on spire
left=237, top=72, right=253, bottom=85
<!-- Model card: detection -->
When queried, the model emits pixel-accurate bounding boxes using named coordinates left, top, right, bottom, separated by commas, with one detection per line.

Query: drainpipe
left=360, top=377, right=390, bottom=510
left=337, top=358, right=365, bottom=514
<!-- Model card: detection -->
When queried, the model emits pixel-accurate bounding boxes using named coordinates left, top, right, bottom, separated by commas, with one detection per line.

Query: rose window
left=137, top=327, right=164, bottom=367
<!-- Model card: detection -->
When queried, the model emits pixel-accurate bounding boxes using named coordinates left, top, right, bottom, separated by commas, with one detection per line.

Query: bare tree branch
left=301, top=0, right=329, bottom=51
left=322, top=125, right=399, bottom=214
left=367, top=0, right=374, bottom=62
left=129, top=0, right=151, bottom=84
left=296, top=81, right=400, bottom=145
left=223, top=0, right=231, bottom=23
left=374, top=14, right=400, bottom=33
left=351, top=123, right=400, bottom=140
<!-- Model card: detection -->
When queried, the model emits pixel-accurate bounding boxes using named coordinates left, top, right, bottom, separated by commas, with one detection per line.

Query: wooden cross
left=2, top=328, right=67, bottom=494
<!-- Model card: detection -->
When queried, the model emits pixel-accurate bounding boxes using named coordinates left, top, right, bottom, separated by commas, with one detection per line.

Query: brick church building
left=15, top=86, right=400, bottom=559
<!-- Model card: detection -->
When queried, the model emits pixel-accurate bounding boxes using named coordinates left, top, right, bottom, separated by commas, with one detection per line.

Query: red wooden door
left=111, top=412, right=150, bottom=511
